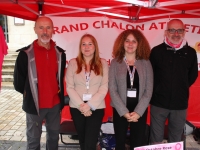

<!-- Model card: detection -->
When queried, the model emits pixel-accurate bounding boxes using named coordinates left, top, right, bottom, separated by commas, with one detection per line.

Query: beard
left=40, top=33, right=51, bottom=44
left=170, top=35, right=183, bottom=44
left=41, top=38, right=51, bottom=44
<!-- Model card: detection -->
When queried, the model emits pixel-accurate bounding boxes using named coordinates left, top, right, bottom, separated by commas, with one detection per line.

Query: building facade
left=0, top=15, right=36, bottom=52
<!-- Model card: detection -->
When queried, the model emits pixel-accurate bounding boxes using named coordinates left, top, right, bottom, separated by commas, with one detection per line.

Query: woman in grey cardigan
left=109, top=29, right=153, bottom=150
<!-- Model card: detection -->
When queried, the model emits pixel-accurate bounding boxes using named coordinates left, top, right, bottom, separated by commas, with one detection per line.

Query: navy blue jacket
left=13, top=43, right=66, bottom=115
left=150, top=42, right=198, bottom=110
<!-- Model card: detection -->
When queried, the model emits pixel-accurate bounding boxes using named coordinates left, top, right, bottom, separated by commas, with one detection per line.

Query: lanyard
left=124, top=57, right=136, bottom=89
left=85, top=71, right=91, bottom=91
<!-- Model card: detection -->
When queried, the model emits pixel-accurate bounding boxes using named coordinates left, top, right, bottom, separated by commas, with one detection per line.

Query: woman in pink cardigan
left=0, top=26, right=8, bottom=90
left=66, top=34, right=108, bottom=150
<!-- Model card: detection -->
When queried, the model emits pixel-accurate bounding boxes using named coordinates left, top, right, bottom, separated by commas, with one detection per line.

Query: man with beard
left=13, top=16, right=66, bottom=150
left=149, top=19, right=198, bottom=144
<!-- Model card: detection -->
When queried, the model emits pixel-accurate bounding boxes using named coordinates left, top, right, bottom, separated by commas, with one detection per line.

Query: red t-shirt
left=33, top=40, right=60, bottom=108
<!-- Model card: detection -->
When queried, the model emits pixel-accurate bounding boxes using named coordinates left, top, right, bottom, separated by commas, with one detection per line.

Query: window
left=14, top=17, right=25, bottom=25
left=0, top=15, right=9, bottom=43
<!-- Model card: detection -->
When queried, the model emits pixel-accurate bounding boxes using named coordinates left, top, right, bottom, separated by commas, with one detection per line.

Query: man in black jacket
left=150, top=19, right=198, bottom=144
left=13, top=16, right=66, bottom=150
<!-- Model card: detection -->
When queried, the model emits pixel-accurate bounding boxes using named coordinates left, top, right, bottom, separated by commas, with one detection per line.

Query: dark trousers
left=70, top=108, right=104, bottom=150
left=150, top=105, right=186, bottom=143
left=26, top=104, right=60, bottom=150
left=113, top=108, right=148, bottom=150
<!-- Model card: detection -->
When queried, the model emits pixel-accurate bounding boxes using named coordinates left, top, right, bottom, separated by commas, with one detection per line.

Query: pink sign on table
left=134, top=142, right=183, bottom=150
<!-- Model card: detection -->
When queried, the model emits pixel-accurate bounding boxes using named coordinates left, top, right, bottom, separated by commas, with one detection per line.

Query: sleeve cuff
left=87, top=102, right=96, bottom=111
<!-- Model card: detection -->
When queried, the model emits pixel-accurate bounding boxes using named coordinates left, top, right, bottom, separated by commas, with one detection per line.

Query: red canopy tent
left=0, top=0, right=199, bottom=126
left=0, top=0, right=200, bottom=21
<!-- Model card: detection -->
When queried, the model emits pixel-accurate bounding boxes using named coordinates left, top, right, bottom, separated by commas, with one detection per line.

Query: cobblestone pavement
left=0, top=89, right=200, bottom=150
left=0, top=89, right=79, bottom=150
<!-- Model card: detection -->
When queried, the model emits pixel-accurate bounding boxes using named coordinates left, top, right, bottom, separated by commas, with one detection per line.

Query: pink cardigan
left=0, top=27, right=8, bottom=90
left=66, top=58, right=108, bottom=110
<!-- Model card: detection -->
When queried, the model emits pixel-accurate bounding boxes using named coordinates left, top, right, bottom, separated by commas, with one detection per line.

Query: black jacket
left=13, top=43, right=66, bottom=115
left=150, top=42, right=198, bottom=110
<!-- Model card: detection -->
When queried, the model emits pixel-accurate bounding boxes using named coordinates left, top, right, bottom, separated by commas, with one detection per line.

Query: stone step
left=5, top=53, right=18, bottom=58
left=1, top=82, right=14, bottom=89
left=2, top=63, right=15, bottom=69
left=4, top=57, right=17, bottom=60
left=3, top=58, right=16, bottom=63
left=2, top=68, right=14, bottom=75
left=2, top=51, right=17, bottom=89
left=2, top=75, right=13, bottom=82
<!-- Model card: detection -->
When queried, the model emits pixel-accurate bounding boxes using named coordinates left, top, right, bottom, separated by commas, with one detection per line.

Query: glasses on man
left=167, top=29, right=185, bottom=34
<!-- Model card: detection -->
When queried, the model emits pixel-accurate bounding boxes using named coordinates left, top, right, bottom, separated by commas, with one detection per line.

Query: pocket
left=26, top=114, right=42, bottom=138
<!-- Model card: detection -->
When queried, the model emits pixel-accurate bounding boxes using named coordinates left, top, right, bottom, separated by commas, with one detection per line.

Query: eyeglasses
left=167, top=29, right=185, bottom=34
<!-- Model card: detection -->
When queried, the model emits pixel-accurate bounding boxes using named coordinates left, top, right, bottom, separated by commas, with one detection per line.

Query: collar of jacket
left=164, top=42, right=188, bottom=51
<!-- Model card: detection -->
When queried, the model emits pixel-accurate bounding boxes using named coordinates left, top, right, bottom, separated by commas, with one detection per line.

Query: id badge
left=83, top=93, right=92, bottom=101
left=127, top=88, right=137, bottom=98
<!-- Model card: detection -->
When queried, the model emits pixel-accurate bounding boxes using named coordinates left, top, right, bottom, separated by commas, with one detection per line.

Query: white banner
left=51, top=17, right=200, bottom=69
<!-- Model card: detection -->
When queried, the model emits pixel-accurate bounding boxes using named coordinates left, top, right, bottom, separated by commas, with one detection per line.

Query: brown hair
left=112, top=29, right=151, bottom=62
left=76, top=34, right=103, bottom=76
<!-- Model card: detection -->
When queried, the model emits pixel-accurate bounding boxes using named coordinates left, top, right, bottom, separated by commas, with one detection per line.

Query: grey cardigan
left=109, top=58, right=153, bottom=117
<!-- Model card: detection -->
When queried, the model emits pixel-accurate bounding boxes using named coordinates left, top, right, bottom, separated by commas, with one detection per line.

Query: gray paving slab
left=0, top=89, right=200, bottom=150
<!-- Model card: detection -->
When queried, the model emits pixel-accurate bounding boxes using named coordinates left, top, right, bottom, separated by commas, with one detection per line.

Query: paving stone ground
left=0, top=89, right=199, bottom=150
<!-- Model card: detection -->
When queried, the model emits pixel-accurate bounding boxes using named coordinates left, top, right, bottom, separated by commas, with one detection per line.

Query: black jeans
left=113, top=108, right=147, bottom=150
left=70, top=107, right=104, bottom=150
